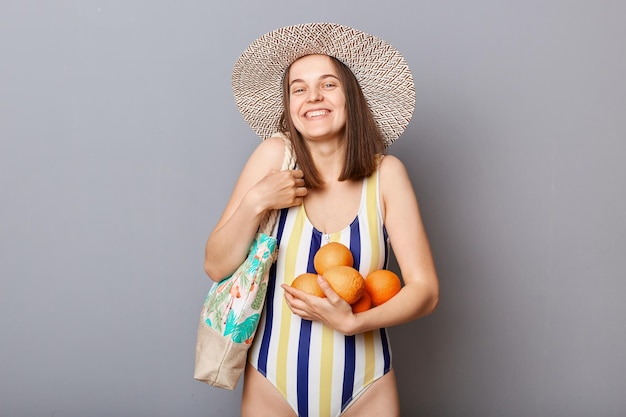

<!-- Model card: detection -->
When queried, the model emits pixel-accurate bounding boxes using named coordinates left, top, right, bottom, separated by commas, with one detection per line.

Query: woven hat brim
left=232, top=23, right=415, bottom=146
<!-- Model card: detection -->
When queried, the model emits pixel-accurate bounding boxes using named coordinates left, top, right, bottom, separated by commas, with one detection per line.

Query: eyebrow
left=289, top=74, right=340, bottom=87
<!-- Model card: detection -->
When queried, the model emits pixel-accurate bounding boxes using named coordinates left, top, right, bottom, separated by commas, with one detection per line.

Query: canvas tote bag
left=194, top=135, right=295, bottom=389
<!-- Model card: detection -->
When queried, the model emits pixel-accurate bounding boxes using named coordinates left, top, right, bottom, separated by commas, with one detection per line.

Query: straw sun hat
left=232, top=22, right=415, bottom=146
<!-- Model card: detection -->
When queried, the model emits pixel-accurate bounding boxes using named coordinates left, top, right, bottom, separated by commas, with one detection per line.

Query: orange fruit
left=291, top=273, right=326, bottom=297
left=351, top=291, right=372, bottom=313
left=365, top=269, right=402, bottom=306
left=314, top=242, right=353, bottom=275
left=322, top=265, right=364, bottom=305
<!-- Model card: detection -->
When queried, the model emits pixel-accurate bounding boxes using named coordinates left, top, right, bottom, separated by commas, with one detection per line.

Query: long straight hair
left=278, top=55, right=386, bottom=189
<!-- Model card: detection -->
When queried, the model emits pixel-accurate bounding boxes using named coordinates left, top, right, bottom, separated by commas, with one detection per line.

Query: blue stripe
left=275, top=209, right=289, bottom=251
left=340, top=210, right=360, bottom=411
left=297, top=320, right=312, bottom=416
left=308, top=230, right=321, bottom=273
left=257, top=209, right=289, bottom=375
left=257, top=266, right=274, bottom=376
left=380, top=228, right=392, bottom=372
left=380, top=327, right=392, bottom=372
left=382, top=225, right=390, bottom=269
left=349, top=219, right=361, bottom=269
left=296, top=231, right=319, bottom=417
left=341, top=335, right=356, bottom=411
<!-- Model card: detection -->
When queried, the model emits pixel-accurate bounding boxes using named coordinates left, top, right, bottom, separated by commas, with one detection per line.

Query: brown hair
left=278, top=55, right=385, bottom=189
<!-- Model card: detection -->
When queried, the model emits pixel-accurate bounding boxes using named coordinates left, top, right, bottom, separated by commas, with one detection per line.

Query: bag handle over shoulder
left=195, top=134, right=295, bottom=390
left=258, top=134, right=296, bottom=235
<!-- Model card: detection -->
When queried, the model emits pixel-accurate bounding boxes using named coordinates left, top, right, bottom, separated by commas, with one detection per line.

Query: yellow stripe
left=364, top=172, right=380, bottom=384
left=276, top=206, right=306, bottom=396
left=363, top=330, right=375, bottom=384
left=319, top=325, right=334, bottom=415
left=365, top=174, right=381, bottom=271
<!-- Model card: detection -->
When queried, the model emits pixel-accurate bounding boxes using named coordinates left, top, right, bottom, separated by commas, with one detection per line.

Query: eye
left=323, top=82, right=336, bottom=89
left=290, top=86, right=305, bottom=95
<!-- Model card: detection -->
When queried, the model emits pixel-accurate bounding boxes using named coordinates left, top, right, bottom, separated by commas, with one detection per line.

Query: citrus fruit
left=291, top=273, right=325, bottom=297
left=314, top=242, right=353, bottom=275
left=322, top=265, right=364, bottom=305
left=364, top=269, right=402, bottom=306
left=351, top=291, right=372, bottom=313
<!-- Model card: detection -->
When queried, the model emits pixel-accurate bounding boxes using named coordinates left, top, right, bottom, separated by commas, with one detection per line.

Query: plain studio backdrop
left=1, top=1, right=625, bottom=416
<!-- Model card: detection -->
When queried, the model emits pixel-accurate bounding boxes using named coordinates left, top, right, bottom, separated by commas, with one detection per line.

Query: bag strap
left=258, top=135, right=296, bottom=235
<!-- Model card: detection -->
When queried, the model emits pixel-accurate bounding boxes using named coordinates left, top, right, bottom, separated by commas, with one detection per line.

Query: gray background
left=1, top=1, right=625, bottom=416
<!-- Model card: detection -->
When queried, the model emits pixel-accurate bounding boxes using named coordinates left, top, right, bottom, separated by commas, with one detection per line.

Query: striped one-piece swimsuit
left=248, top=165, right=392, bottom=417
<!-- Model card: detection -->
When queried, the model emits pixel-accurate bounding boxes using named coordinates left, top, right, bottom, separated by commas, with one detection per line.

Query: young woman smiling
left=204, top=23, right=439, bottom=417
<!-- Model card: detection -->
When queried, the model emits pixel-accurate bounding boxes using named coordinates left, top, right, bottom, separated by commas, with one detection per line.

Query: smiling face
left=287, top=54, right=347, bottom=142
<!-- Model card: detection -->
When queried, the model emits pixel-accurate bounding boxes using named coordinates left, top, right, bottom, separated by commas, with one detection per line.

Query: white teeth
left=306, top=110, right=329, bottom=117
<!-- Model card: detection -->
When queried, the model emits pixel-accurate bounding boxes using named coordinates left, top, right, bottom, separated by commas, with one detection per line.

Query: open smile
left=304, top=109, right=331, bottom=118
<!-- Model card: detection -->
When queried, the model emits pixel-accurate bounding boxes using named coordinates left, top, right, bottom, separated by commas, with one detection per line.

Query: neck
left=307, top=138, right=346, bottom=183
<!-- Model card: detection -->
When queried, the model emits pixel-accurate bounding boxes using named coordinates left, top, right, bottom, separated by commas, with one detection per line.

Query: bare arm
left=282, top=155, right=439, bottom=334
left=204, top=136, right=307, bottom=281
left=349, top=154, right=439, bottom=331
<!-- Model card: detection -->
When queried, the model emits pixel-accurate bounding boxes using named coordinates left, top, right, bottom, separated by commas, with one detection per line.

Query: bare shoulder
left=378, top=154, right=418, bottom=218
left=247, top=135, right=289, bottom=169
left=379, top=154, right=411, bottom=185
left=224, top=136, right=291, bottom=214
left=240, top=136, right=288, bottom=179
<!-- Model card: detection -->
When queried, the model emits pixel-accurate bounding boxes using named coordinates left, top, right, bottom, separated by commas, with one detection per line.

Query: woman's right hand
left=204, top=136, right=304, bottom=281
left=247, top=168, right=307, bottom=212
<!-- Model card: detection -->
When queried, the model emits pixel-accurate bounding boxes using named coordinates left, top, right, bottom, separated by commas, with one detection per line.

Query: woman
left=205, top=23, right=439, bottom=417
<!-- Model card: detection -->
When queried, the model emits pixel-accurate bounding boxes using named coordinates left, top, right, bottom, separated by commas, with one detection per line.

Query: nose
left=307, top=87, right=322, bottom=102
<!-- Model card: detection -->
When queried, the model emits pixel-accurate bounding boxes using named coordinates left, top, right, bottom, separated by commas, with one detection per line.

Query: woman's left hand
left=281, top=276, right=357, bottom=335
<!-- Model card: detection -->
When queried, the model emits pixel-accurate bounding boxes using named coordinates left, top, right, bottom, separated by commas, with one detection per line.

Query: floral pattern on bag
left=201, top=232, right=278, bottom=344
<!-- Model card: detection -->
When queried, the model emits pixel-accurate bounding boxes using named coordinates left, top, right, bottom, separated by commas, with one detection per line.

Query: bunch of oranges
left=291, top=242, right=401, bottom=313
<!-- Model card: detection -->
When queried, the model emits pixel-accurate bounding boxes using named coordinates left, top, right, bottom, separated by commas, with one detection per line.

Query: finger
left=282, top=284, right=308, bottom=302
left=288, top=196, right=305, bottom=207
left=282, top=287, right=315, bottom=319
left=317, top=276, right=343, bottom=304
left=283, top=294, right=300, bottom=312
left=295, top=186, right=308, bottom=196
left=290, top=309, right=314, bottom=321
left=290, top=169, right=304, bottom=178
left=288, top=172, right=306, bottom=189
left=284, top=297, right=307, bottom=317
left=282, top=284, right=301, bottom=298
